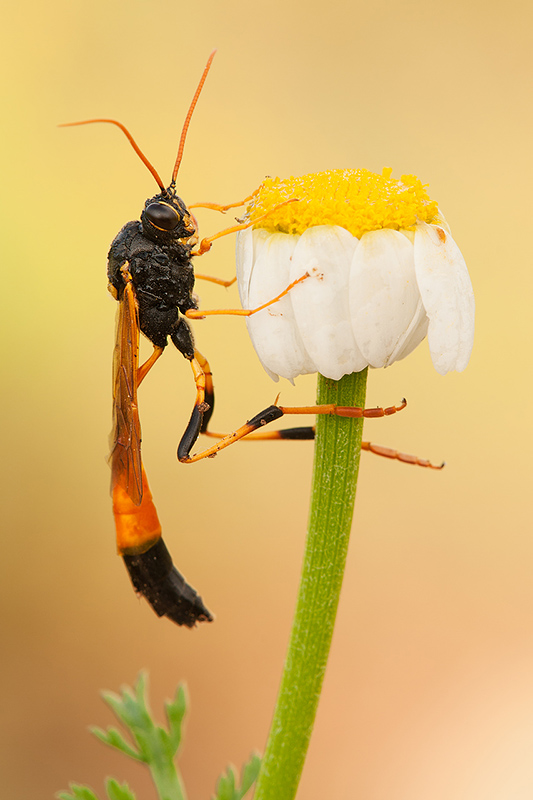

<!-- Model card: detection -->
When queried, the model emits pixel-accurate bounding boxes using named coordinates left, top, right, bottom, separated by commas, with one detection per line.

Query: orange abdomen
left=112, top=467, right=161, bottom=556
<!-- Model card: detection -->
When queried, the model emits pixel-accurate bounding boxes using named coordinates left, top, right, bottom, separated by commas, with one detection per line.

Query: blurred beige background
left=1, top=1, right=532, bottom=798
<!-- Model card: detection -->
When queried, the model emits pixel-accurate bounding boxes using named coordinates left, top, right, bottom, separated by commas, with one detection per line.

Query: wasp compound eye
left=145, top=202, right=181, bottom=231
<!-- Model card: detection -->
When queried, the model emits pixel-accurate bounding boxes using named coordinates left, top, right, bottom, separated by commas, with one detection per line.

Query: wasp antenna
left=170, top=50, right=217, bottom=188
left=59, top=118, right=166, bottom=192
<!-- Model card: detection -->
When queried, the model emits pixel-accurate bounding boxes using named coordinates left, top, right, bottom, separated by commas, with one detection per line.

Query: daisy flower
left=236, top=168, right=474, bottom=380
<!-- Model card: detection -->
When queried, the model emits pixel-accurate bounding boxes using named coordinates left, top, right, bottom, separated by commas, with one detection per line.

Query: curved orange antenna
left=59, top=118, right=166, bottom=192
left=170, top=50, right=217, bottom=188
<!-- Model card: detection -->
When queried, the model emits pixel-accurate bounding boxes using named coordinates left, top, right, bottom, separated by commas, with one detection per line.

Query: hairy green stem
left=253, top=368, right=368, bottom=800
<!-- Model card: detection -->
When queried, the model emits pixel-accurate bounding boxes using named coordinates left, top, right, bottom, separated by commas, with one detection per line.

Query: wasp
left=62, top=52, right=442, bottom=628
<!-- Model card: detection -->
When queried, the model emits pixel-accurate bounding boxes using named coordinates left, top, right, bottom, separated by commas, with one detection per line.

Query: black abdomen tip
left=122, top=538, right=213, bottom=627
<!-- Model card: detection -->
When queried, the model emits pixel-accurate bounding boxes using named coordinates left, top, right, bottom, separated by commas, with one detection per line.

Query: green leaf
left=96, top=674, right=188, bottom=800
left=213, top=753, right=262, bottom=800
left=239, top=753, right=261, bottom=796
left=105, top=778, right=137, bottom=800
left=215, top=766, right=236, bottom=800
left=60, top=674, right=233, bottom=800
left=165, top=684, right=188, bottom=754
left=57, top=783, right=100, bottom=800
left=98, top=676, right=157, bottom=764
left=90, top=726, right=143, bottom=762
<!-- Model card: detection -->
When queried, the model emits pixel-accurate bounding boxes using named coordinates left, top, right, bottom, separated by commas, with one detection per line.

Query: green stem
left=253, top=368, right=368, bottom=800
left=147, top=758, right=187, bottom=800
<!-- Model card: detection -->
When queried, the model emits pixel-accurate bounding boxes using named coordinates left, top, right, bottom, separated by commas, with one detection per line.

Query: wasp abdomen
left=123, top=538, right=213, bottom=628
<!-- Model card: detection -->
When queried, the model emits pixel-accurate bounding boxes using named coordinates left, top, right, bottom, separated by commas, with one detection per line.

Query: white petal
left=289, top=225, right=367, bottom=379
left=349, top=229, right=426, bottom=367
left=236, top=227, right=270, bottom=309
left=236, top=228, right=278, bottom=380
left=435, top=207, right=452, bottom=235
left=244, top=231, right=314, bottom=381
left=391, top=298, right=429, bottom=362
left=414, top=222, right=475, bottom=374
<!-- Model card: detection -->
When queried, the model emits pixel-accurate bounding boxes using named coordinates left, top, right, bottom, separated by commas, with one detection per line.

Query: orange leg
left=199, top=425, right=443, bottom=470
left=178, top=399, right=407, bottom=464
left=277, top=398, right=406, bottom=418
left=179, top=383, right=441, bottom=469
left=178, top=350, right=216, bottom=461
left=191, top=197, right=299, bottom=256
left=361, top=441, right=444, bottom=469
left=194, top=273, right=237, bottom=288
left=185, top=272, right=310, bottom=320
left=137, top=345, right=164, bottom=386
left=187, top=192, right=258, bottom=213
left=189, top=349, right=214, bottom=419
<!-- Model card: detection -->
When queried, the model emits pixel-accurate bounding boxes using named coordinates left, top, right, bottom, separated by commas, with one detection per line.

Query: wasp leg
left=114, top=465, right=213, bottom=626
left=175, top=346, right=439, bottom=470
left=178, top=405, right=283, bottom=463
left=178, top=399, right=405, bottom=464
left=187, top=197, right=303, bottom=301
left=277, top=399, right=407, bottom=418
left=176, top=359, right=440, bottom=469
left=185, top=272, right=310, bottom=320
left=188, top=192, right=258, bottom=213
left=202, top=426, right=316, bottom=441
left=191, top=198, right=300, bottom=256
left=201, top=426, right=443, bottom=469
left=177, top=350, right=216, bottom=460
left=137, top=345, right=164, bottom=386
left=188, top=194, right=263, bottom=286
left=194, top=273, right=237, bottom=288
left=361, top=441, right=445, bottom=469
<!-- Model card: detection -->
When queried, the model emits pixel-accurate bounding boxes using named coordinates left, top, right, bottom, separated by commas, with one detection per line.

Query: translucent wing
left=108, top=276, right=213, bottom=625
left=109, top=276, right=143, bottom=506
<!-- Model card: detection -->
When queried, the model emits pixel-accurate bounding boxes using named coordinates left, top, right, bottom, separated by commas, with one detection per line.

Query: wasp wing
left=109, top=277, right=143, bottom=506
left=108, top=270, right=213, bottom=626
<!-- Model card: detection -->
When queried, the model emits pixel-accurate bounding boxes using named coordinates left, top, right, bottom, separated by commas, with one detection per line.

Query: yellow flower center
left=245, top=168, right=439, bottom=238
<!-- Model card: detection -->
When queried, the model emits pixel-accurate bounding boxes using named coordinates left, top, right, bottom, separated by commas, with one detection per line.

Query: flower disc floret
left=245, top=168, right=440, bottom=238
left=237, top=169, right=474, bottom=380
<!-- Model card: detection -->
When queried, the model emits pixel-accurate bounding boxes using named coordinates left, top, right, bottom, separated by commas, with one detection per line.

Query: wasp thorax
left=144, top=201, right=181, bottom=231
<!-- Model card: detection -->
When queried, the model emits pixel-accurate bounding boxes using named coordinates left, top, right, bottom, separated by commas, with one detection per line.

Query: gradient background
left=2, top=1, right=532, bottom=798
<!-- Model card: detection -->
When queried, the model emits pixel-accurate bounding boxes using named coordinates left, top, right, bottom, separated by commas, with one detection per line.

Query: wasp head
left=141, top=191, right=197, bottom=246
